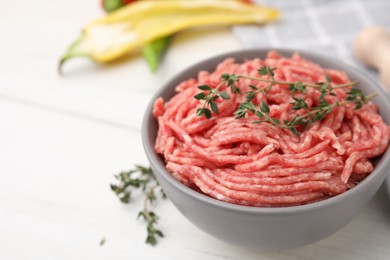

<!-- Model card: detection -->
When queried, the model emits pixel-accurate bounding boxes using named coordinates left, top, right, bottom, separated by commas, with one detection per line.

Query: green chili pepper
left=142, top=37, right=171, bottom=73
left=102, top=0, right=125, bottom=13
left=102, top=0, right=170, bottom=72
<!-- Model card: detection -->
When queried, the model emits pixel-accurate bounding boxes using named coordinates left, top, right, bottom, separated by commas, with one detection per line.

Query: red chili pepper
left=123, top=0, right=136, bottom=4
left=240, top=0, right=254, bottom=4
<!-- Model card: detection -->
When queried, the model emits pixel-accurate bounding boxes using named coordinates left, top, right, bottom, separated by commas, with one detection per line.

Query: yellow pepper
left=59, top=0, right=279, bottom=71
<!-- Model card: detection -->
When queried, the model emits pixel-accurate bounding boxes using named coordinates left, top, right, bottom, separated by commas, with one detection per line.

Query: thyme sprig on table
left=194, top=65, right=374, bottom=135
left=111, top=165, right=166, bottom=246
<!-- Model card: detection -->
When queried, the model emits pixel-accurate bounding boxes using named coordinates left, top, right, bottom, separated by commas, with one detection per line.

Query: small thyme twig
left=110, top=165, right=166, bottom=246
left=138, top=184, right=164, bottom=245
left=194, top=74, right=237, bottom=118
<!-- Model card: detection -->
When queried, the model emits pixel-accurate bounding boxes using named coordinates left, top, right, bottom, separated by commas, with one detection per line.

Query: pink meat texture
left=153, top=51, right=390, bottom=207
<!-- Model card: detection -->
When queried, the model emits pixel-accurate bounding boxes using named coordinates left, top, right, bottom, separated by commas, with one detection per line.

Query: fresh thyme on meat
left=194, top=65, right=375, bottom=135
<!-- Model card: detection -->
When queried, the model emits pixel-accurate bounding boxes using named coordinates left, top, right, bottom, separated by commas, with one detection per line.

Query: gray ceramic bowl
left=142, top=49, right=390, bottom=250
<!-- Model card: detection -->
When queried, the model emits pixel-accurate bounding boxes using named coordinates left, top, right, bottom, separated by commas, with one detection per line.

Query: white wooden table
left=1, top=1, right=389, bottom=259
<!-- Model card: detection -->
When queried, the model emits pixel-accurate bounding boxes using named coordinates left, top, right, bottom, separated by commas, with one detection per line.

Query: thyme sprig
left=234, top=100, right=302, bottom=134
left=233, top=92, right=376, bottom=135
left=138, top=184, right=165, bottom=245
left=194, top=65, right=375, bottom=135
left=194, top=74, right=237, bottom=118
left=111, top=165, right=166, bottom=246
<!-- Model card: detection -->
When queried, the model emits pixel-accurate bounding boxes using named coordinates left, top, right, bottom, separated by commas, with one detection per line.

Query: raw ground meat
left=153, top=51, right=390, bottom=207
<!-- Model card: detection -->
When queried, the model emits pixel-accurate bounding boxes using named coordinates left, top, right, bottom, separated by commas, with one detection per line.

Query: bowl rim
left=142, top=48, right=390, bottom=215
